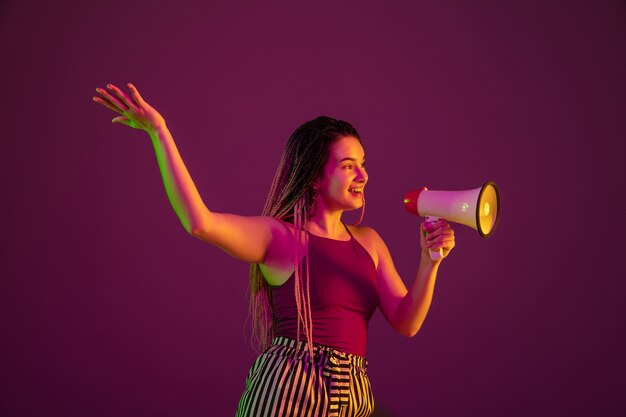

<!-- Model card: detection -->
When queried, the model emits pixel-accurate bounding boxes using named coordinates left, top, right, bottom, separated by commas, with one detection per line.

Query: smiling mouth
left=348, top=187, right=364, bottom=194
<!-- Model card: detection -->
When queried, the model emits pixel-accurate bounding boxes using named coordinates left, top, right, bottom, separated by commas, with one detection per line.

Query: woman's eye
left=343, top=165, right=352, bottom=170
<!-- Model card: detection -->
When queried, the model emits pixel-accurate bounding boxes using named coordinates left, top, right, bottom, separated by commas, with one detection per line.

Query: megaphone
left=403, top=181, right=500, bottom=260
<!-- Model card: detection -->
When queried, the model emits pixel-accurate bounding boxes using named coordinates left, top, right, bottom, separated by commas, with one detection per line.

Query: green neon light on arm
left=149, top=125, right=210, bottom=234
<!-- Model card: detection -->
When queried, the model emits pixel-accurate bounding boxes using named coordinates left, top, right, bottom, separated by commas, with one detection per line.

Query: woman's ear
left=310, top=176, right=320, bottom=191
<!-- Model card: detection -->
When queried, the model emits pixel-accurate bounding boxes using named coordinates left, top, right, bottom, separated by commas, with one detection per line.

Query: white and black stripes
left=236, top=337, right=374, bottom=417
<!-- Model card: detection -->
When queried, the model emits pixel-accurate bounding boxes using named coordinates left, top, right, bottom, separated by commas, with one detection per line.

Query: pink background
left=1, top=1, right=625, bottom=416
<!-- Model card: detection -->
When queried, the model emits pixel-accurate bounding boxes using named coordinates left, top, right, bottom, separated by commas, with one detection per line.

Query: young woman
left=93, top=83, right=455, bottom=417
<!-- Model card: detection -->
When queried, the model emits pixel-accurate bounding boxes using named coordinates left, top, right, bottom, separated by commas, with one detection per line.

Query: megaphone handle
left=425, top=216, right=443, bottom=261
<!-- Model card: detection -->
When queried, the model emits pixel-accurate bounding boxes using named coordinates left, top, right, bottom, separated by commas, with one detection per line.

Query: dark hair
left=249, top=116, right=361, bottom=353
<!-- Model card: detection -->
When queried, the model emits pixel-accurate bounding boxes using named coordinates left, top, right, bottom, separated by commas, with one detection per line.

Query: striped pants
left=236, top=337, right=374, bottom=417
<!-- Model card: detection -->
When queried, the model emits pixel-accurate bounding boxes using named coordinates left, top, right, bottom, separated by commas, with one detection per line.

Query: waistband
left=269, top=336, right=369, bottom=371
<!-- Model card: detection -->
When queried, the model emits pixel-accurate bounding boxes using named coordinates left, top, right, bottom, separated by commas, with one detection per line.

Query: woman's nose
left=356, top=166, right=368, bottom=182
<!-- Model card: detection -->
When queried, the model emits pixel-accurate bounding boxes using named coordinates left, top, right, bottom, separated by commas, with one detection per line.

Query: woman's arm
left=93, top=83, right=277, bottom=263
left=372, top=220, right=455, bottom=337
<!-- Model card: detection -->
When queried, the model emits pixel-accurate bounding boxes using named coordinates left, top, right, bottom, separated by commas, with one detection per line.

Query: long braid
left=293, top=195, right=315, bottom=358
left=248, top=151, right=290, bottom=351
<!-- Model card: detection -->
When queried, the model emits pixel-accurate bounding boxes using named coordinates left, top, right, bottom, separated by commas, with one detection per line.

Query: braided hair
left=249, top=116, right=362, bottom=356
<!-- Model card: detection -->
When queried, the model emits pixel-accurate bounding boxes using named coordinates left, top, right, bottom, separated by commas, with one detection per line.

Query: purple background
left=1, top=1, right=625, bottom=416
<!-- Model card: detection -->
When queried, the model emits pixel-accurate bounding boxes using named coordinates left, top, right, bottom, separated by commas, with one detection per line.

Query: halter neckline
left=306, top=222, right=353, bottom=242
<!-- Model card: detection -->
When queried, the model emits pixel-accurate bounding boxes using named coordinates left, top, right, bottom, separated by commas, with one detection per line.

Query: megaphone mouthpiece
left=402, top=187, right=428, bottom=216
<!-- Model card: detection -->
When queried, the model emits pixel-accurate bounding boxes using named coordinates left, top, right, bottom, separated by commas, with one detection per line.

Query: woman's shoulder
left=346, top=224, right=384, bottom=268
left=346, top=224, right=383, bottom=242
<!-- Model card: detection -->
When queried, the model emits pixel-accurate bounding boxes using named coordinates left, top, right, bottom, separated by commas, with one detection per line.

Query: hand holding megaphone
left=404, top=181, right=500, bottom=261
left=420, top=218, right=454, bottom=261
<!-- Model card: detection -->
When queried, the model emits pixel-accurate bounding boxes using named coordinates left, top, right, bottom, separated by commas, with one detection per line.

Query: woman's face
left=315, top=135, right=368, bottom=212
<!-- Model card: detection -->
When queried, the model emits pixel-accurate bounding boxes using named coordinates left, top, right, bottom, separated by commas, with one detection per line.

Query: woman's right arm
left=93, top=83, right=276, bottom=263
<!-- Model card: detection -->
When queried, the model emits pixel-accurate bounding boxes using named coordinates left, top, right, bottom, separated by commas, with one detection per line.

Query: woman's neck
left=307, top=211, right=347, bottom=239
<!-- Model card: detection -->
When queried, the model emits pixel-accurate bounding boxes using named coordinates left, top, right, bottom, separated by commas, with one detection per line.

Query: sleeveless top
left=270, top=223, right=379, bottom=357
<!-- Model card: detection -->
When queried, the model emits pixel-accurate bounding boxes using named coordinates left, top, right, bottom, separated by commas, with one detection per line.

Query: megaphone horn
left=403, top=181, right=500, bottom=260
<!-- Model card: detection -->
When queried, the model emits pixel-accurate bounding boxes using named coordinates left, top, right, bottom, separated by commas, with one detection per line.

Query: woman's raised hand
left=93, top=83, right=166, bottom=135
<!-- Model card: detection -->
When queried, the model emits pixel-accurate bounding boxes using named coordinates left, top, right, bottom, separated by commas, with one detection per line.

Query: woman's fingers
left=428, top=233, right=455, bottom=246
left=112, top=115, right=143, bottom=129
left=112, top=116, right=135, bottom=127
left=425, top=223, right=453, bottom=240
left=96, top=87, right=128, bottom=112
left=427, top=230, right=454, bottom=243
left=427, top=236, right=455, bottom=249
left=106, top=83, right=136, bottom=110
left=423, top=221, right=455, bottom=251
left=127, top=83, right=146, bottom=106
left=93, top=95, right=124, bottom=114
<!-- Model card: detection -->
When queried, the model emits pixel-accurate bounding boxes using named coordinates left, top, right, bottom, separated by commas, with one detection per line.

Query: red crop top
left=270, top=223, right=379, bottom=357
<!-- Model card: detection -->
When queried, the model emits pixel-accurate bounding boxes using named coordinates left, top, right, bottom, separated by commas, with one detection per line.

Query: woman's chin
left=346, top=200, right=364, bottom=210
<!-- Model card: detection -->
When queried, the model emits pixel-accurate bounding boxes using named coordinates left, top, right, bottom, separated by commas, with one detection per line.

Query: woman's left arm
left=372, top=220, right=455, bottom=337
